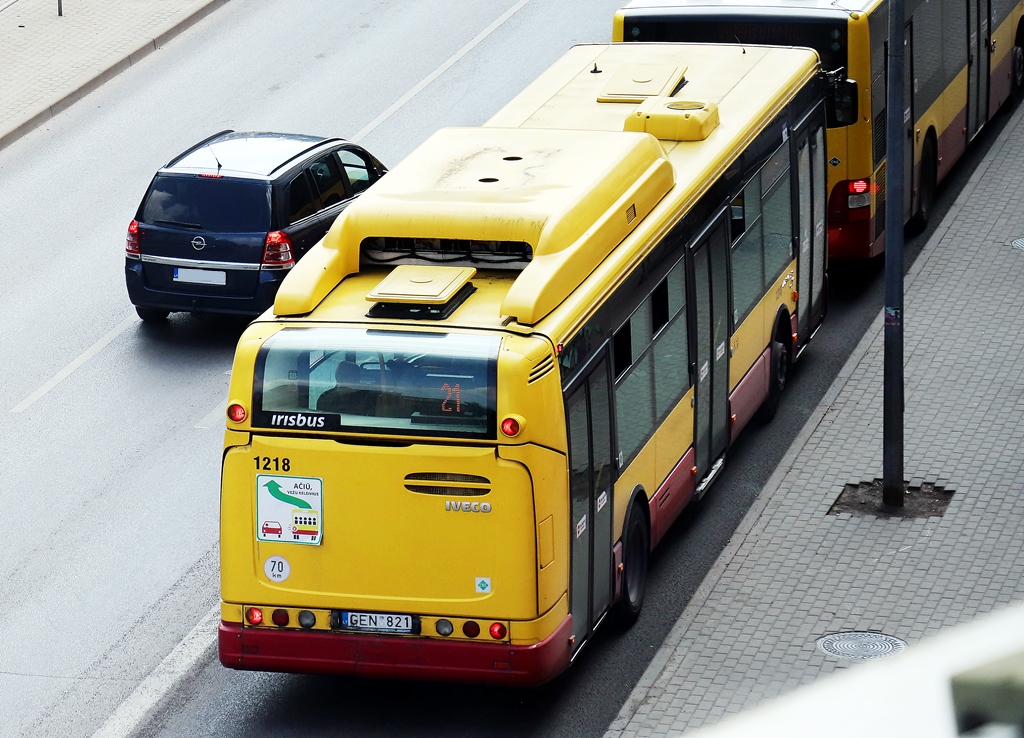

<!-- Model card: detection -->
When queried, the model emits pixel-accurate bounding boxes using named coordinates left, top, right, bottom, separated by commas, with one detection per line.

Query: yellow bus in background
left=219, top=41, right=838, bottom=685
left=615, top=0, right=1024, bottom=259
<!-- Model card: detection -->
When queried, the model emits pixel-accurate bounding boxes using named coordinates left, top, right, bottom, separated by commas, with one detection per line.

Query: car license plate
left=339, top=611, right=415, bottom=634
left=174, top=267, right=226, bottom=285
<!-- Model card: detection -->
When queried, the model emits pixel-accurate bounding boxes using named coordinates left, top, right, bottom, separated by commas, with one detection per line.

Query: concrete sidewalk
left=0, top=0, right=227, bottom=151
left=608, top=101, right=1024, bottom=736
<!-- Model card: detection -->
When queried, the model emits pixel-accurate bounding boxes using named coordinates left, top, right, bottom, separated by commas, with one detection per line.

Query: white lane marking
left=195, top=400, right=227, bottom=429
left=351, top=0, right=533, bottom=142
left=10, top=315, right=137, bottom=413
left=90, top=604, right=219, bottom=738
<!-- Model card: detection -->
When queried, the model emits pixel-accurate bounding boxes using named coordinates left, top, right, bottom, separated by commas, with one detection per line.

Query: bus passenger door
left=967, top=0, right=991, bottom=139
left=691, top=216, right=730, bottom=490
left=565, top=357, right=614, bottom=655
left=794, top=111, right=828, bottom=341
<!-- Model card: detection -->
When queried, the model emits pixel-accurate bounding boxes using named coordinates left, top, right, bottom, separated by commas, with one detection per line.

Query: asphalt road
left=0, top=1, right=1013, bottom=736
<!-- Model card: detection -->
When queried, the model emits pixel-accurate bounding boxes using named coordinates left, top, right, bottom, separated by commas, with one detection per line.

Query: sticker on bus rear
left=256, top=474, right=323, bottom=546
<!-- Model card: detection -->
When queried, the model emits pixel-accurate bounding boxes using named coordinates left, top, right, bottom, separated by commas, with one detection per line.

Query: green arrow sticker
left=264, top=479, right=312, bottom=509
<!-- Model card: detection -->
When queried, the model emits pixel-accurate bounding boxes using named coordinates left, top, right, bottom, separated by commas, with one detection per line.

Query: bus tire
left=1012, top=45, right=1024, bottom=104
left=756, top=339, right=788, bottom=424
left=136, top=306, right=169, bottom=322
left=908, top=134, right=936, bottom=234
left=612, top=500, right=650, bottom=628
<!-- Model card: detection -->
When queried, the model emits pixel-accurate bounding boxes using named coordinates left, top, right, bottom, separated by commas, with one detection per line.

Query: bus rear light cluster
left=227, top=403, right=246, bottom=422
left=847, top=179, right=872, bottom=215
left=125, top=220, right=140, bottom=257
left=245, top=607, right=263, bottom=625
left=262, top=231, right=295, bottom=268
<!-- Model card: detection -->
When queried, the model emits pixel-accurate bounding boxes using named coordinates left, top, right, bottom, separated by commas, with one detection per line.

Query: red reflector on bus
left=489, top=622, right=507, bottom=639
left=500, top=417, right=520, bottom=437
left=227, top=404, right=246, bottom=422
left=463, top=621, right=481, bottom=638
left=245, top=607, right=263, bottom=625
left=272, top=609, right=289, bottom=627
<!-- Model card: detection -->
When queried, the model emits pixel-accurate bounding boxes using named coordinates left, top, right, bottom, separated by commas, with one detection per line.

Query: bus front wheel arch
left=611, top=497, right=650, bottom=629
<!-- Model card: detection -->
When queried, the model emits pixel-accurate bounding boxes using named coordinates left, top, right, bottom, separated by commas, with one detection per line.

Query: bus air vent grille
left=873, top=109, right=886, bottom=166
left=406, top=484, right=490, bottom=496
left=528, top=355, right=555, bottom=383
left=405, top=472, right=491, bottom=496
left=874, top=162, right=886, bottom=239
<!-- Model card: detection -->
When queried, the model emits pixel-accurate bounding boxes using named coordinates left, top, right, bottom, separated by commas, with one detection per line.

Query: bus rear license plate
left=340, top=611, right=414, bottom=633
left=174, top=267, right=226, bottom=285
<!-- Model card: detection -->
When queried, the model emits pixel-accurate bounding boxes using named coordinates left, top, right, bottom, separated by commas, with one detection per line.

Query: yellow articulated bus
left=219, top=41, right=841, bottom=685
left=615, top=0, right=1024, bottom=259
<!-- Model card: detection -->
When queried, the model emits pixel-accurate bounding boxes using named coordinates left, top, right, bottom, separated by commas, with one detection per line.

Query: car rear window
left=252, top=328, right=499, bottom=439
left=141, top=175, right=271, bottom=233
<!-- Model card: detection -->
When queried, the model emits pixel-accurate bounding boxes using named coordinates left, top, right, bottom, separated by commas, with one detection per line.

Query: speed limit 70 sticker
left=264, top=555, right=290, bottom=582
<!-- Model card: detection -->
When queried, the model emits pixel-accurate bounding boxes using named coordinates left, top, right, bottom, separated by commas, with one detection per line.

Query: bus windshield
left=253, top=328, right=499, bottom=439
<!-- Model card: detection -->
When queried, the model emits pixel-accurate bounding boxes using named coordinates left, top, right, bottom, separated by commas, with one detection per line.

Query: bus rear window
left=252, top=328, right=499, bottom=439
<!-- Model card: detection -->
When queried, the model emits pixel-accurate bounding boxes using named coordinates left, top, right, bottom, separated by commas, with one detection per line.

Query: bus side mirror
left=831, top=78, right=858, bottom=126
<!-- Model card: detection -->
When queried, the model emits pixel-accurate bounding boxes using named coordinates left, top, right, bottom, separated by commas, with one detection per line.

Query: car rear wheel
left=136, top=306, right=170, bottom=322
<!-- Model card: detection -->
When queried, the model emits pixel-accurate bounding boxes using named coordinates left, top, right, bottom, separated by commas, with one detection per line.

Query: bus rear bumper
left=218, top=615, right=573, bottom=686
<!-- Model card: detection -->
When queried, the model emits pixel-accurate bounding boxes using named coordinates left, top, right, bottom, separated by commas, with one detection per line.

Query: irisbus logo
left=445, top=500, right=492, bottom=513
left=269, top=412, right=326, bottom=428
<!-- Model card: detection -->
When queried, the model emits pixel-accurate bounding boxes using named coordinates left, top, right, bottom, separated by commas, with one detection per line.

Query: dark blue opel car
left=125, top=130, right=387, bottom=321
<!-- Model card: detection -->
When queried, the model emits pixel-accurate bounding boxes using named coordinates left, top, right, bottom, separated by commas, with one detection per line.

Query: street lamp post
left=883, top=0, right=906, bottom=507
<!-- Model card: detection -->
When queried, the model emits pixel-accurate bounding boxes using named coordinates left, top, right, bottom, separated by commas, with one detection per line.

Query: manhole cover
left=1012, top=238, right=1024, bottom=250
left=816, top=632, right=907, bottom=660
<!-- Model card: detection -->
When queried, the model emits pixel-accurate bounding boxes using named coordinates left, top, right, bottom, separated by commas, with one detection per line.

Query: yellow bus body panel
left=498, top=444, right=570, bottom=614
left=221, top=437, right=539, bottom=620
left=612, top=387, right=694, bottom=537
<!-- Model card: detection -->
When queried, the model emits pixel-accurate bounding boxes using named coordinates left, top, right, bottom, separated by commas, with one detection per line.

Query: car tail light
left=199, top=173, right=223, bottom=178
left=262, top=231, right=294, bottom=268
left=489, top=622, right=507, bottom=639
left=126, top=219, right=140, bottom=256
left=245, top=607, right=263, bottom=625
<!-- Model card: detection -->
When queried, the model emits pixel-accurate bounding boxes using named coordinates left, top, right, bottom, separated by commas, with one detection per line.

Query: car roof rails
left=164, top=129, right=235, bottom=168
left=267, top=137, right=348, bottom=177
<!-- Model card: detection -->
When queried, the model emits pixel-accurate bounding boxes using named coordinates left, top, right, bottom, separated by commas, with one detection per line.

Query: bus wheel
left=1012, top=45, right=1024, bottom=104
left=135, top=306, right=169, bottom=322
left=756, top=339, right=788, bottom=424
left=909, top=135, right=936, bottom=234
left=612, top=500, right=650, bottom=628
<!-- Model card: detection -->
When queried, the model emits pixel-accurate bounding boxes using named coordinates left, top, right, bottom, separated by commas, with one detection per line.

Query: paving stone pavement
left=607, top=99, right=1024, bottom=737
left=0, top=0, right=227, bottom=150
